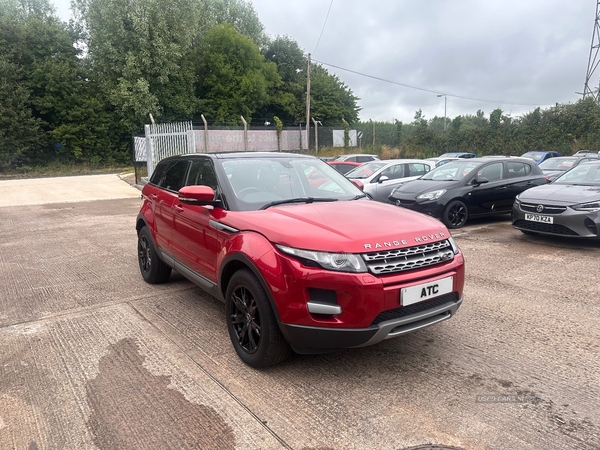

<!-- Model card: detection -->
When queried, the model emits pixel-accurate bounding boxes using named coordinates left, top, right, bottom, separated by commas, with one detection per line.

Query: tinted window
left=149, top=161, right=170, bottom=185
left=187, top=160, right=218, bottom=190
left=506, top=162, right=531, bottom=178
left=477, top=162, right=504, bottom=181
left=159, top=160, right=189, bottom=192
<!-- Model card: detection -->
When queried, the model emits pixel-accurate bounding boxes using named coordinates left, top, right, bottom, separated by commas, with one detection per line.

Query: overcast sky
left=51, top=0, right=596, bottom=124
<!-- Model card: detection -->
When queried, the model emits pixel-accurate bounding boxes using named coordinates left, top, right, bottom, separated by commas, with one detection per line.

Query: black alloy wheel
left=443, top=200, right=469, bottom=229
left=225, top=270, right=291, bottom=368
left=137, top=226, right=171, bottom=284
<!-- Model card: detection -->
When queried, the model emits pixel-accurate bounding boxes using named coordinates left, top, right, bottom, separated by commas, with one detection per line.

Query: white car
left=334, top=154, right=380, bottom=163
left=345, top=159, right=436, bottom=202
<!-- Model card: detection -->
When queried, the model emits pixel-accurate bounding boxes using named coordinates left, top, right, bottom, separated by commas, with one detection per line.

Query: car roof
left=161, top=152, right=317, bottom=161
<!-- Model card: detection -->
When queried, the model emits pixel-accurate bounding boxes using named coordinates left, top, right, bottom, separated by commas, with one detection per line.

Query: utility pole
left=305, top=53, right=311, bottom=150
left=583, top=1, right=600, bottom=101
left=437, top=94, right=447, bottom=130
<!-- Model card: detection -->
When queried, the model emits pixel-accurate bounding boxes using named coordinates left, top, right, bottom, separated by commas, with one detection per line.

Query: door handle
left=150, top=194, right=158, bottom=200
left=173, top=204, right=184, bottom=213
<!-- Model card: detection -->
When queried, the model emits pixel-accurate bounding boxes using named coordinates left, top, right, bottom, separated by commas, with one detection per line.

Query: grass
left=0, top=162, right=136, bottom=180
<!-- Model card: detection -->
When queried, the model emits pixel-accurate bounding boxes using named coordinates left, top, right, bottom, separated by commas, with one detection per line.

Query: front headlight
left=572, top=201, right=600, bottom=212
left=417, top=189, right=447, bottom=201
left=514, top=196, right=521, bottom=206
left=277, top=245, right=368, bottom=273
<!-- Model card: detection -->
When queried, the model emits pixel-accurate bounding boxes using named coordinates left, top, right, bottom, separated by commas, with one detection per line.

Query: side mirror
left=472, top=177, right=489, bottom=186
left=178, top=186, right=222, bottom=206
left=378, top=175, right=389, bottom=183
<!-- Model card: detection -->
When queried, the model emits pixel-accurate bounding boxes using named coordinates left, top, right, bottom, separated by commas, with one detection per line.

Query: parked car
left=439, top=152, right=477, bottom=159
left=328, top=160, right=363, bottom=175
left=333, top=153, right=380, bottom=163
left=521, top=150, right=561, bottom=165
left=538, top=156, right=600, bottom=182
left=137, top=152, right=465, bottom=368
left=512, top=160, right=600, bottom=239
left=345, top=159, right=436, bottom=202
left=427, top=157, right=460, bottom=167
left=388, top=157, right=548, bottom=228
left=572, top=150, right=599, bottom=157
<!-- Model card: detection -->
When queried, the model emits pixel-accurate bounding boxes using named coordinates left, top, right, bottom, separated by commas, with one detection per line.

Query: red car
left=327, top=160, right=363, bottom=175
left=137, top=153, right=465, bottom=368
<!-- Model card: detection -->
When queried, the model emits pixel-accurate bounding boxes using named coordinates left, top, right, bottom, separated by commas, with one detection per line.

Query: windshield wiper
left=260, top=197, right=339, bottom=210
left=351, top=194, right=368, bottom=200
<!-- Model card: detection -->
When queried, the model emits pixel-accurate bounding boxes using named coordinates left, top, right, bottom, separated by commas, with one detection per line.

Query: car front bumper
left=512, top=202, right=600, bottom=238
left=280, top=293, right=463, bottom=354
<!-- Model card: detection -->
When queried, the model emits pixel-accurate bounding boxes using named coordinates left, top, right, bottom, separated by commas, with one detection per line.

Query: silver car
left=512, top=160, right=600, bottom=238
left=345, top=159, right=436, bottom=202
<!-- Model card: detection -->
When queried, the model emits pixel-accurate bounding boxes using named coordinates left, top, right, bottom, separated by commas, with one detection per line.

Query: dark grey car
left=512, top=160, right=600, bottom=239
left=538, top=156, right=599, bottom=181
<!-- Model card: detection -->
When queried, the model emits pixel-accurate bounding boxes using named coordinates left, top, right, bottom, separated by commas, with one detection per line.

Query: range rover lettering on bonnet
left=363, top=232, right=447, bottom=250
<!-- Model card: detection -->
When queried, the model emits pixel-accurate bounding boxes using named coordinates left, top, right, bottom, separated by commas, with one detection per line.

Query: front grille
left=513, top=220, right=578, bottom=236
left=362, top=240, right=454, bottom=275
left=520, top=202, right=567, bottom=215
left=371, top=292, right=459, bottom=325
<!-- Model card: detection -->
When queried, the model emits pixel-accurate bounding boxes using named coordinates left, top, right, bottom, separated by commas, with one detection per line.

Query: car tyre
left=443, top=200, right=469, bottom=229
left=226, top=269, right=291, bottom=368
left=138, top=226, right=171, bottom=284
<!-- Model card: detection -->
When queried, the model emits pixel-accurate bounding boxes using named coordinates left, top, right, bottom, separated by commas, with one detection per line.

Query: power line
left=313, top=0, right=334, bottom=55
left=312, top=58, right=549, bottom=108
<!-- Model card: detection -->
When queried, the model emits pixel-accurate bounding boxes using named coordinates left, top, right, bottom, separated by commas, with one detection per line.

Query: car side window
left=506, top=162, right=531, bottom=178
left=408, top=163, right=430, bottom=176
left=380, top=164, right=405, bottom=180
left=357, top=156, right=372, bottom=162
left=159, top=160, right=189, bottom=192
left=477, top=162, right=504, bottom=181
left=149, top=161, right=169, bottom=186
left=187, top=160, right=218, bottom=190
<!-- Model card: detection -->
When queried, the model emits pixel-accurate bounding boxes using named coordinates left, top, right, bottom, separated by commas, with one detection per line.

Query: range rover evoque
left=136, top=152, right=465, bottom=368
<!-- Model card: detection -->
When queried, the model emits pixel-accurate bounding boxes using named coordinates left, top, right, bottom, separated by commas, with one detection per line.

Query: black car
left=388, top=157, right=548, bottom=228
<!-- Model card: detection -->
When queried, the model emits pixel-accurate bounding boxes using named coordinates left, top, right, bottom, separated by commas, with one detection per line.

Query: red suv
left=137, top=153, right=465, bottom=368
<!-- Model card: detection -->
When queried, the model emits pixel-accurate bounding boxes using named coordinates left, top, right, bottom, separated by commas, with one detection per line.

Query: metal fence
left=135, top=121, right=365, bottom=179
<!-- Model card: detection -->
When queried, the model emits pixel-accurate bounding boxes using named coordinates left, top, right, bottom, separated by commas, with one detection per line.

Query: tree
left=195, top=24, right=280, bottom=125
left=72, top=0, right=202, bottom=129
left=309, top=64, right=360, bottom=125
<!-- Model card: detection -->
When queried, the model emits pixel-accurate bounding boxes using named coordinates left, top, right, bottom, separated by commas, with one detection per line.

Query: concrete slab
left=0, top=174, right=141, bottom=207
left=0, top=176, right=598, bottom=449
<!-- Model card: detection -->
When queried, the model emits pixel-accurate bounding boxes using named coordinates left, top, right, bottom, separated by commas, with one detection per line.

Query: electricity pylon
left=583, top=1, right=600, bottom=101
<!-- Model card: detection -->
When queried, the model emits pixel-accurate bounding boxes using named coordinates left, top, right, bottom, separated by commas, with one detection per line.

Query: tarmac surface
left=0, top=173, right=598, bottom=449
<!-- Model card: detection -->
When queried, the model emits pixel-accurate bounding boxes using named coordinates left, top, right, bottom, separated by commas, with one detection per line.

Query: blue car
left=520, top=150, right=561, bottom=165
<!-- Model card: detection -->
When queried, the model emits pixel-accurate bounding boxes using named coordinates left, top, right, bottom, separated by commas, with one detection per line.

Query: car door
left=503, top=161, right=540, bottom=203
left=369, top=163, right=407, bottom=202
left=151, top=159, right=190, bottom=251
left=466, top=162, right=512, bottom=215
left=170, top=158, right=223, bottom=283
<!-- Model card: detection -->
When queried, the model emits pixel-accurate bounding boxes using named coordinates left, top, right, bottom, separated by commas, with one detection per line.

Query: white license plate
left=525, top=213, right=553, bottom=224
left=401, top=276, right=454, bottom=306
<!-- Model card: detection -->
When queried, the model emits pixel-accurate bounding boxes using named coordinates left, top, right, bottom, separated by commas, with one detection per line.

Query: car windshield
left=345, top=162, right=387, bottom=179
left=539, top=157, right=577, bottom=170
left=521, top=152, right=544, bottom=161
left=220, top=157, right=365, bottom=211
left=553, top=163, right=600, bottom=185
left=420, top=160, right=482, bottom=181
